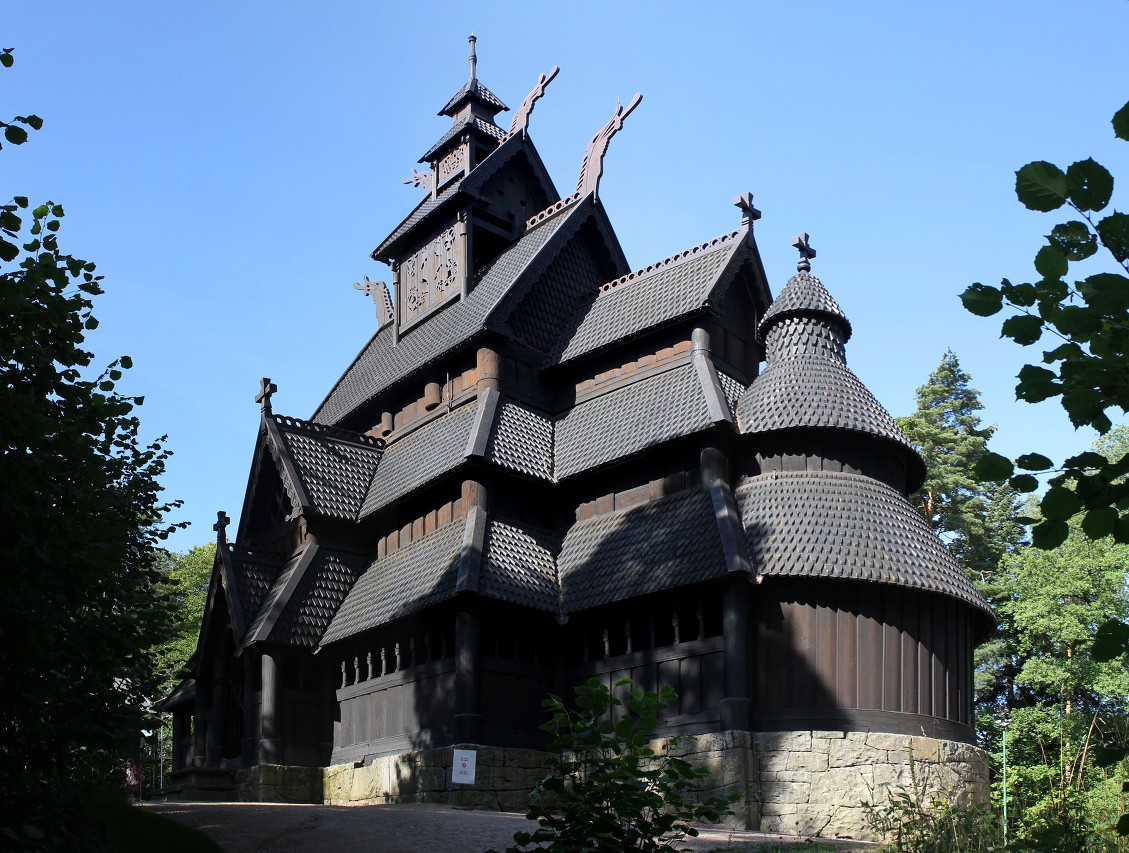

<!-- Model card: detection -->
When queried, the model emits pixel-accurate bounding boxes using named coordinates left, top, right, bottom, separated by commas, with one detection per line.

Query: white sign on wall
left=452, top=748, right=477, bottom=785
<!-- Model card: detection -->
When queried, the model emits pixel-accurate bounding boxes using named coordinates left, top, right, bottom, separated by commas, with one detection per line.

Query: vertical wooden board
left=758, top=597, right=788, bottom=708
left=387, top=684, right=404, bottom=736
left=902, top=592, right=919, bottom=715
left=883, top=587, right=902, bottom=713
left=680, top=656, right=701, bottom=715
left=658, top=658, right=680, bottom=705
left=816, top=600, right=837, bottom=708
left=946, top=602, right=959, bottom=722
left=917, top=600, right=932, bottom=718
left=632, top=662, right=657, bottom=697
left=956, top=609, right=969, bottom=724
left=836, top=593, right=858, bottom=708
left=403, top=680, right=421, bottom=734
left=857, top=593, right=882, bottom=710
left=371, top=691, right=385, bottom=741
left=931, top=597, right=946, bottom=720
left=612, top=669, right=632, bottom=724
left=702, top=651, right=724, bottom=711
left=791, top=600, right=817, bottom=707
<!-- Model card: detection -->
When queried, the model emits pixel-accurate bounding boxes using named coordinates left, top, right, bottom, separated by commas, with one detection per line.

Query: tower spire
left=468, top=34, right=477, bottom=82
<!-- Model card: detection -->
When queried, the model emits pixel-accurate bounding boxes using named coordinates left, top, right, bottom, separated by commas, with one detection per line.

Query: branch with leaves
left=961, top=100, right=1129, bottom=548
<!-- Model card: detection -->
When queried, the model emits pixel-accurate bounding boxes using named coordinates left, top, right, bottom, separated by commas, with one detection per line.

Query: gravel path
left=146, top=801, right=876, bottom=852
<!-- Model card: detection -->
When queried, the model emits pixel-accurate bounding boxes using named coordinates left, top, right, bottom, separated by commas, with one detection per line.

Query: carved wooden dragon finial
left=792, top=232, right=817, bottom=272
left=575, top=93, right=642, bottom=198
left=353, top=274, right=394, bottom=328
left=401, top=168, right=434, bottom=194
left=510, top=66, right=560, bottom=137
left=255, top=377, right=277, bottom=414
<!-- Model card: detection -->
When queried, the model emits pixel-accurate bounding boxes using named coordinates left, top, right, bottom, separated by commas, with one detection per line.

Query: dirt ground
left=146, top=801, right=876, bottom=852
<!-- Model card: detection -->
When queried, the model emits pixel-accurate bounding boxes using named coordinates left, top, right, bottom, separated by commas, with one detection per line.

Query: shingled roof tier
left=275, top=417, right=384, bottom=521
left=316, top=198, right=586, bottom=426
left=547, top=228, right=748, bottom=367
left=555, top=364, right=713, bottom=479
left=440, top=77, right=508, bottom=116
left=360, top=400, right=478, bottom=517
left=558, top=488, right=727, bottom=613
left=320, top=520, right=467, bottom=645
left=484, top=400, right=554, bottom=481
left=267, top=548, right=370, bottom=648
left=736, top=470, right=991, bottom=618
left=757, top=270, right=851, bottom=343
left=227, top=546, right=285, bottom=629
left=479, top=518, right=558, bottom=613
left=421, top=114, right=507, bottom=162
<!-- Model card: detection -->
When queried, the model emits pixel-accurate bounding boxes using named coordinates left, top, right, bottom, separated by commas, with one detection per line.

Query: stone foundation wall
left=755, top=731, right=989, bottom=840
left=234, top=731, right=987, bottom=843
left=322, top=745, right=552, bottom=812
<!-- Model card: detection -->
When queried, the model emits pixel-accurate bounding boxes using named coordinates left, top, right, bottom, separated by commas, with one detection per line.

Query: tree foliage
left=150, top=544, right=214, bottom=697
left=960, top=99, right=1129, bottom=550
left=0, top=51, right=180, bottom=841
left=493, top=679, right=734, bottom=852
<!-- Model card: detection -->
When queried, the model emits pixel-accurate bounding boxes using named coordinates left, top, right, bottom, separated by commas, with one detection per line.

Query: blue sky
left=7, top=1, right=1128, bottom=552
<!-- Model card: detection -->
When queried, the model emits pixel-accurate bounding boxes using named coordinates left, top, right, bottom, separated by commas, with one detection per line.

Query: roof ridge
left=595, top=229, right=742, bottom=298
left=272, top=413, right=385, bottom=449
left=525, top=191, right=582, bottom=230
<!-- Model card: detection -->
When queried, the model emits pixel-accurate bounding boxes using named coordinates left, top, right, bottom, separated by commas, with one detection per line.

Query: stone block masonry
left=234, top=731, right=986, bottom=843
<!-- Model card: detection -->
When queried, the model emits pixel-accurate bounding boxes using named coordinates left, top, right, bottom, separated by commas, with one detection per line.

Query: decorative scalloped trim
left=595, top=230, right=742, bottom=297
left=272, top=414, right=385, bottom=449
left=525, top=192, right=582, bottom=229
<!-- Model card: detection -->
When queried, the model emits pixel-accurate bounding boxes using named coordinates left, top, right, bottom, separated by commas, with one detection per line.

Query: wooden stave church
left=164, top=37, right=993, bottom=815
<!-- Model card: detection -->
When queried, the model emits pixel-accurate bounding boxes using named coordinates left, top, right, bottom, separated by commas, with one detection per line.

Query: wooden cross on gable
left=213, top=510, right=230, bottom=544
left=732, top=192, right=762, bottom=227
left=792, top=232, right=816, bottom=272
left=255, top=377, right=277, bottom=414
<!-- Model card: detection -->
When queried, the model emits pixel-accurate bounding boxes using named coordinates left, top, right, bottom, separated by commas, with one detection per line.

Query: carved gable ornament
left=398, top=221, right=466, bottom=329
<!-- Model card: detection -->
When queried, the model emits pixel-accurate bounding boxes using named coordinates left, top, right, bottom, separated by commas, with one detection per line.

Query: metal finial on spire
left=468, top=34, right=477, bottom=82
left=255, top=377, right=277, bottom=414
left=213, top=510, right=230, bottom=544
left=732, top=192, right=762, bottom=227
left=792, top=232, right=816, bottom=272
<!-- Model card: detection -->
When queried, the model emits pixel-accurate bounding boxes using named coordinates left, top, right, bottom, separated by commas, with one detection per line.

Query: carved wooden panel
left=437, top=144, right=466, bottom=186
left=399, top=222, right=466, bottom=328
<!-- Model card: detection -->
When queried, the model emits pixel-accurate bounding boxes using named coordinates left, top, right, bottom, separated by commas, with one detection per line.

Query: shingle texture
left=361, top=401, right=476, bottom=517
left=316, top=201, right=584, bottom=426
left=421, top=115, right=507, bottom=161
left=485, top=401, right=554, bottom=480
left=758, top=271, right=851, bottom=343
left=244, top=550, right=305, bottom=644
left=717, top=371, right=746, bottom=417
left=374, top=179, right=463, bottom=260
left=228, top=547, right=284, bottom=628
left=555, top=365, right=712, bottom=478
left=269, top=548, right=370, bottom=647
left=558, top=488, right=726, bottom=613
left=320, top=521, right=466, bottom=645
left=440, top=79, right=508, bottom=115
left=736, top=470, right=990, bottom=614
left=277, top=423, right=383, bottom=520
left=764, top=315, right=847, bottom=363
left=549, top=230, right=745, bottom=366
left=480, top=519, right=558, bottom=613
left=736, top=354, right=918, bottom=456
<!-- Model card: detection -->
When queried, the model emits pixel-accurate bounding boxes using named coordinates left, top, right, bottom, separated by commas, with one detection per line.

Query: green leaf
left=1113, top=100, right=1129, bottom=141
left=4, top=124, right=28, bottom=145
left=1116, top=813, right=1129, bottom=837
left=960, top=283, right=1003, bottom=316
left=1015, top=452, right=1053, bottom=470
left=1031, top=519, right=1070, bottom=549
left=0, top=238, right=18, bottom=261
left=1077, top=272, right=1129, bottom=313
left=1041, top=486, right=1083, bottom=521
left=1035, top=276, right=1069, bottom=303
left=85, top=316, right=99, bottom=330
left=13, top=196, right=27, bottom=208
left=20, top=114, right=43, bottom=130
left=121, top=355, right=133, bottom=369
left=1096, top=211, right=1129, bottom=262
left=1042, top=342, right=1084, bottom=363
left=32, top=203, right=48, bottom=218
left=1000, top=280, right=1037, bottom=307
left=1000, top=314, right=1043, bottom=345
left=1066, top=158, right=1114, bottom=211
left=1047, top=221, right=1098, bottom=261
left=1053, top=305, right=1102, bottom=338
left=1009, top=474, right=1039, bottom=492
left=1033, top=245, right=1067, bottom=279
left=1063, top=451, right=1110, bottom=469
left=1082, top=505, right=1118, bottom=539
left=0, top=209, right=20, bottom=231
left=0, top=52, right=12, bottom=68
left=973, top=452, right=1014, bottom=482
left=1016, top=364, right=1060, bottom=402
left=1015, top=161, right=1068, bottom=212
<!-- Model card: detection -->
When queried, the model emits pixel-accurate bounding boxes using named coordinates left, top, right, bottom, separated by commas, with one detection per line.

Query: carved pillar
left=259, top=649, right=282, bottom=765
left=192, top=678, right=207, bottom=768
left=241, top=654, right=255, bottom=767
left=171, top=708, right=187, bottom=771
left=318, top=663, right=335, bottom=764
left=453, top=476, right=486, bottom=742
left=206, top=653, right=227, bottom=766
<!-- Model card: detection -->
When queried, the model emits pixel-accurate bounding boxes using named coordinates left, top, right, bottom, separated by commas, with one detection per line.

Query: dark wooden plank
left=857, top=594, right=882, bottom=710
left=902, top=592, right=919, bottom=715
left=680, top=656, right=701, bottom=715
left=816, top=600, right=837, bottom=707
left=917, top=598, right=932, bottom=718
left=791, top=600, right=817, bottom=707
left=702, top=650, right=724, bottom=711
left=836, top=589, right=858, bottom=709
left=931, top=596, right=946, bottom=720
left=883, top=587, right=902, bottom=713
left=758, top=597, right=788, bottom=708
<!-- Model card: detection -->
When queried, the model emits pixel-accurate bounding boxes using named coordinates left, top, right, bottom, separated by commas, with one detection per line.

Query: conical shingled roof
left=757, top=270, right=851, bottom=343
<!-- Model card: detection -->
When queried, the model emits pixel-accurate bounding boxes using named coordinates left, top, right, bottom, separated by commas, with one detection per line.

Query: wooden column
left=318, top=663, right=335, bottom=764
left=453, top=476, right=486, bottom=742
left=241, top=654, right=255, bottom=767
left=206, top=653, right=227, bottom=766
left=476, top=345, right=501, bottom=393
left=259, top=649, right=282, bottom=765
left=192, top=680, right=207, bottom=768
left=171, top=708, right=187, bottom=771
